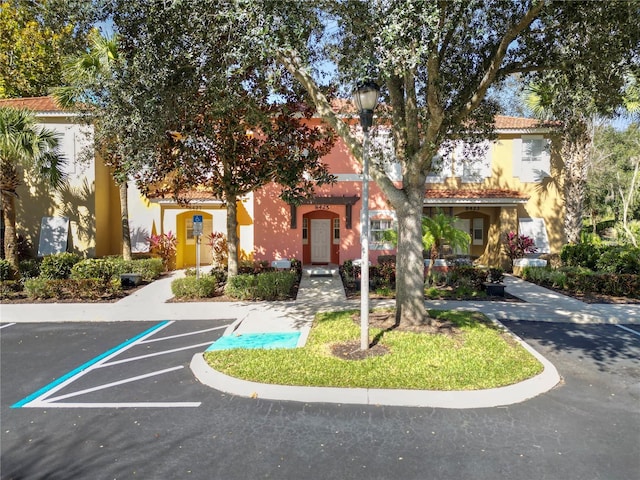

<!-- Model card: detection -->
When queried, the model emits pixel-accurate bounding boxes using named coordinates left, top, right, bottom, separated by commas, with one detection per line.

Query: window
left=472, top=218, right=484, bottom=246
left=333, top=218, right=340, bottom=244
left=522, top=137, right=545, bottom=162
left=186, top=218, right=195, bottom=245
left=370, top=219, right=393, bottom=249
left=516, top=135, right=551, bottom=183
left=302, top=218, right=308, bottom=245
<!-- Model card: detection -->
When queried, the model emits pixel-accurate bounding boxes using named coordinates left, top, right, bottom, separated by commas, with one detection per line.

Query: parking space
left=2, top=320, right=231, bottom=409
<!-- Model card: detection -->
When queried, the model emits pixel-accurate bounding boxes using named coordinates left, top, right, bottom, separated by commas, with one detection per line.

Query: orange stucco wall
left=253, top=134, right=394, bottom=265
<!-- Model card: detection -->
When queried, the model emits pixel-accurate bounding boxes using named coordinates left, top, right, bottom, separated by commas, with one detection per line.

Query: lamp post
left=353, top=81, right=380, bottom=351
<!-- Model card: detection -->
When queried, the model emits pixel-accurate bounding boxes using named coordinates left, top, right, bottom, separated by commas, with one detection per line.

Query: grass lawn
left=204, top=309, right=543, bottom=391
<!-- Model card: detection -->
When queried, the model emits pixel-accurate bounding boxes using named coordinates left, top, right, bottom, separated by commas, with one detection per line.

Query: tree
left=588, top=124, right=640, bottom=245
left=265, top=1, right=639, bottom=326
left=136, top=104, right=335, bottom=277
left=0, top=106, right=66, bottom=271
left=109, top=1, right=639, bottom=327
left=104, top=1, right=336, bottom=277
left=52, top=30, right=134, bottom=260
left=0, top=0, right=99, bottom=98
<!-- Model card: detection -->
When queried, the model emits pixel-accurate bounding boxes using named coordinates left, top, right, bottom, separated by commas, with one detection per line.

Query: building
left=1, top=96, right=564, bottom=269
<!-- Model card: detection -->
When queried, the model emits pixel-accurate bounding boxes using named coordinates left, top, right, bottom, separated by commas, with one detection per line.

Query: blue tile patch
left=206, top=332, right=301, bottom=351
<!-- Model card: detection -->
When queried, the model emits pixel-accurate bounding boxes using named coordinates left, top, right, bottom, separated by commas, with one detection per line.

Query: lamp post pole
left=353, top=81, right=379, bottom=351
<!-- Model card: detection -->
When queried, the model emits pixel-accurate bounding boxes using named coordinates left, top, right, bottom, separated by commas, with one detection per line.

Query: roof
left=2, top=96, right=545, bottom=131
left=0, top=96, right=63, bottom=112
left=424, top=188, right=530, bottom=205
left=493, top=116, right=544, bottom=130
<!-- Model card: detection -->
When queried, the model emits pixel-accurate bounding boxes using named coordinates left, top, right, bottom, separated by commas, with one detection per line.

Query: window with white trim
left=370, top=219, right=393, bottom=247
left=515, top=135, right=551, bottom=183
left=333, top=218, right=340, bottom=244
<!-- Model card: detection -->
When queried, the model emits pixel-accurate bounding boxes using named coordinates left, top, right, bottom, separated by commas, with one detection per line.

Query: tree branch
left=460, top=0, right=547, bottom=118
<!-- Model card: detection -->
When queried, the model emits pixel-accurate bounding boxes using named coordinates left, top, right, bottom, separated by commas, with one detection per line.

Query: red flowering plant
left=206, top=232, right=228, bottom=268
left=502, top=231, right=538, bottom=271
left=148, top=231, right=178, bottom=271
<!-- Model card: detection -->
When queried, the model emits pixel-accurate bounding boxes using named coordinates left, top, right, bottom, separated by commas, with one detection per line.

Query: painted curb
left=190, top=320, right=561, bottom=409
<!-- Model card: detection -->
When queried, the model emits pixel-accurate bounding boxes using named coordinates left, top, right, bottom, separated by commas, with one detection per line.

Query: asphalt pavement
left=2, top=267, right=639, bottom=409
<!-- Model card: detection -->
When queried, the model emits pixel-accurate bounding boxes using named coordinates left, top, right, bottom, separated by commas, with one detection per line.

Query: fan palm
left=51, top=31, right=134, bottom=260
left=0, top=107, right=66, bottom=272
left=422, top=210, right=471, bottom=278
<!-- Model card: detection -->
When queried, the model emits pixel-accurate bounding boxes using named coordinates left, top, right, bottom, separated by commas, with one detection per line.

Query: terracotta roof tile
left=0, top=96, right=63, bottom=112
left=2, top=97, right=544, bottom=131
left=425, top=188, right=529, bottom=200
left=493, top=115, right=544, bottom=130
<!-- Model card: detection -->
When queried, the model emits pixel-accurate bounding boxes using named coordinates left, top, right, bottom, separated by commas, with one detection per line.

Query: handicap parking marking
left=12, top=320, right=229, bottom=409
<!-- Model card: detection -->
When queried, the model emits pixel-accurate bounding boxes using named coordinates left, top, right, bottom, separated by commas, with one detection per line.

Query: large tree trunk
left=562, top=118, right=591, bottom=244
left=1, top=190, right=18, bottom=274
left=226, top=196, right=239, bottom=277
left=119, top=182, right=132, bottom=261
left=394, top=191, right=427, bottom=327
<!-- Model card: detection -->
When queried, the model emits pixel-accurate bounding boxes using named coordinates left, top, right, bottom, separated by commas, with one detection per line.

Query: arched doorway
left=175, top=211, right=213, bottom=268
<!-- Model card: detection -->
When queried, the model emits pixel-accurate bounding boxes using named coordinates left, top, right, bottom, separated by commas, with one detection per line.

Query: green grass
left=204, top=310, right=543, bottom=390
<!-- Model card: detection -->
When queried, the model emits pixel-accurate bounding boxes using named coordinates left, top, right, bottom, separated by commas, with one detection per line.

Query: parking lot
left=2, top=320, right=229, bottom=410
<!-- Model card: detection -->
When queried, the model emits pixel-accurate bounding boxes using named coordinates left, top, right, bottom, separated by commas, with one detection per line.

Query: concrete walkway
left=2, top=267, right=639, bottom=408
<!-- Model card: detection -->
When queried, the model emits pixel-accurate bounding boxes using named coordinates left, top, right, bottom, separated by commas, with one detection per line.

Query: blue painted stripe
left=11, top=321, right=170, bottom=408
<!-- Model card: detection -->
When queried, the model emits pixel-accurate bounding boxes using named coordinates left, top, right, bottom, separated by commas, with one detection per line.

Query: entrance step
left=304, top=265, right=339, bottom=277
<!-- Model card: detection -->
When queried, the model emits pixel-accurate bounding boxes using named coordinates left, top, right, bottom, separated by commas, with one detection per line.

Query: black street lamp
left=352, top=81, right=380, bottom=350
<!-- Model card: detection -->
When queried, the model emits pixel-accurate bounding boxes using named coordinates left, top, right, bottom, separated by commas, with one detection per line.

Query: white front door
left=310, top=219, right=331, bottom=263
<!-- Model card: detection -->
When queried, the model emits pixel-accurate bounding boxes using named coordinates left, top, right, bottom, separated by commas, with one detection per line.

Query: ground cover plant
left=204, top=309, right=543, bottom=390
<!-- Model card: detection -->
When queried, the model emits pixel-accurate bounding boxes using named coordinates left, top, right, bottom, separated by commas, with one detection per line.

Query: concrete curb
left=190, top=319, right=561, bottom=409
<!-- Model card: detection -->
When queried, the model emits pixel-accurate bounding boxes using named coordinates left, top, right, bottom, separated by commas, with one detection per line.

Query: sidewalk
left=2, top=268, right=638, bottom=408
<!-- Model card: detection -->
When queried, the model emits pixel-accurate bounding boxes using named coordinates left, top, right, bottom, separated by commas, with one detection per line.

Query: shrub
left=224, top=274, right=256, bottom=300
left=171, top=276, right=218, bottom=298
left=560, top=243, right=600, bottom=270
left=447, top=265, right=488, bottom=290
left=0, top=280, right=22, bottom=298
left=376, top=256, right=396, bottom=287
left=209, top=267, right=228, bottom=285
left=24, top=278, right=120, bottom=299
left=71, top=258, right=117, bottom=283
left=595, top=246, right=640, bottom=274
left=488, top=268, right=505, bottom=283
left=39, top=252, right=81, bottom=279
left=0, top=259, right=14, bottom=281
left=126, top=258, right=164, bottom=281
left=225, top=271, right=297, bottom=301
left=19, top=258, right=41, bottom=279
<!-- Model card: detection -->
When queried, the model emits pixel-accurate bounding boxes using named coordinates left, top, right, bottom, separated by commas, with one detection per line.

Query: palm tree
left=422, top=210, right=471, bottom=279
left=52, top=31, right=134, bottom=260
left=0, top=107, right=66, bottom=272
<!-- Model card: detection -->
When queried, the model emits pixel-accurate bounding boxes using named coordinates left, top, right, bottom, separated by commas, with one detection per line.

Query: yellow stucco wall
left=426, top=132, right=565, bottom=267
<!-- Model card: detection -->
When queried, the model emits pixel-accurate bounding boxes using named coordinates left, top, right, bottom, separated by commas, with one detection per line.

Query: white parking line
left=0, top=323, right=16, bottom=330
left=99, top=341, right=216, bottom=367
left=44, top=366, right=186, bottom=403
left=616, top=324, right=640, bottom=337
left=139, top=325, right=228, bottom=343
left=13, top=320, right=225, bottom=409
